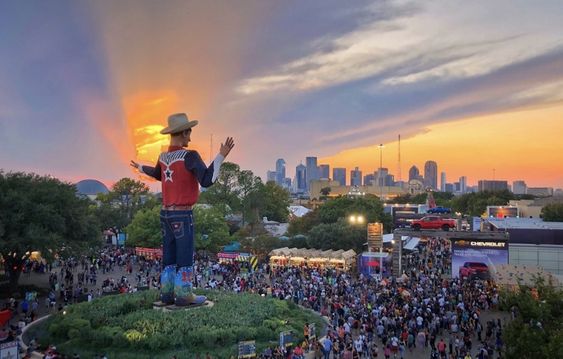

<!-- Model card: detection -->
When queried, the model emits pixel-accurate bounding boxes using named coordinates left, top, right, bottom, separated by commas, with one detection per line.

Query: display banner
left=451, top=239, right=508, bottom=279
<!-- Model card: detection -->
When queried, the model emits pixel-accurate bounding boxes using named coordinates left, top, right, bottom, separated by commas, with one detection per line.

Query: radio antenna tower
left=209, top=134, right=213, bottom=162
left=397, top=134, right=402, bottom=182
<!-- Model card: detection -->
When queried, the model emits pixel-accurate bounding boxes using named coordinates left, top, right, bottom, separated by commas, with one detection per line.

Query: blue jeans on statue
left=160, top=209, right=194, bottom=267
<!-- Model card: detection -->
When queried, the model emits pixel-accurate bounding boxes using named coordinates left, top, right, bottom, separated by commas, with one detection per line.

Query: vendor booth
left=217, top=252, right=258, bottom=271
left=134, top=247, right=163, bottom=260
left=268, top=247, right=356, bottom=270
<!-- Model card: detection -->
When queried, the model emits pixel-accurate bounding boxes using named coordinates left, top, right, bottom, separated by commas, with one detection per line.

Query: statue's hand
left=130, top=160, right=140, bottom=170
left=220, top=137, right=235, bottom=157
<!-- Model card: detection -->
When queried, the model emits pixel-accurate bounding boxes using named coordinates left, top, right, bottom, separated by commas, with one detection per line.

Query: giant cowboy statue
left=130, top=113, right=234, bottom=306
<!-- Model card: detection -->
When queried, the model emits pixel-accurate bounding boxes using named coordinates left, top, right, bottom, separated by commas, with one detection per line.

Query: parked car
left=459, top=262, right=490, bottom=279
left=426, top=206, right=452, bottom=214
left=411, top=216, right=456, bottom=231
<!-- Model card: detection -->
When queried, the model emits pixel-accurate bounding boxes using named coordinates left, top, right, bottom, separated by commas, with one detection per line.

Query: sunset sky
left=1, top=0, right=563, bottom=189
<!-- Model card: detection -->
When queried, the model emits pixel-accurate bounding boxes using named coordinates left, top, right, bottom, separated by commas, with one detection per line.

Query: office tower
left=478, top=180, right=508, bottom=192
left=295, top=164, right=307, bottom=192
left=275, top=159, right=286, bottom=185
left=409, top=165, right=420, bottom=181
left=376, top=168, right=389, bottom=187
left=445, top=183, right=454, bottom=192
left=459, top=176, right=467, bottom=194
left=364, top=174, right=375, bottom=186
left=333, top=168, right=346, bottom=186
left=318, top=164, right=330, bottom=179
left=424, top=161, right=438, bottom=190
left=350, top=167, right=362, bottom=186
left=305, top=157, right=318, bottom=189
left=266, top=170, right=277, bottom=183
left=282, top=178, right=292, bottom=190
left=513, top=180, right=527, bottom=195
left=440, top=172, right=447, bottom=192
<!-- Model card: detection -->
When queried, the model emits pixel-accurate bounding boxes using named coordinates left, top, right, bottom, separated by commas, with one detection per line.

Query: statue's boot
left=175, top=266, right=206, bottom=306
left=160, top=265, right=176, bottom=304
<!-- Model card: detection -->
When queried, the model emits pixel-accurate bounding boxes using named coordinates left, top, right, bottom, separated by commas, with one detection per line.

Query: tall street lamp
left=378, top=144, right=384, bottom=199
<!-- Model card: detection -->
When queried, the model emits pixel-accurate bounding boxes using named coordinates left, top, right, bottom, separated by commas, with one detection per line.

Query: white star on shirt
left=164, top=167, right=174, bottom=182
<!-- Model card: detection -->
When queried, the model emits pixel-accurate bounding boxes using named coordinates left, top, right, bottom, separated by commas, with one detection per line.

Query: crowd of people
left=1, top=237, right=507, bottom=358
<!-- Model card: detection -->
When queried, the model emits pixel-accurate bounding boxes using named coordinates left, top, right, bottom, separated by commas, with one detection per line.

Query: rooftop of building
left=487, top=217, right=563, bottom=230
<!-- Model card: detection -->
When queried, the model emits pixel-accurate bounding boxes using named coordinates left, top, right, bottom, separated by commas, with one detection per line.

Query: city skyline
left=266, top=155, right=561, bottom=191
left=1, top=1, right=563, bottom=188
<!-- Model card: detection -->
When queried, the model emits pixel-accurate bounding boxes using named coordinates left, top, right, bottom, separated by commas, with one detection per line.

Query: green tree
left=287, top=211, right=321, bottom=236
left=307, top=220, right=366, bottom=252
left=198, top=162, right=242, bottom=215
left=0, top=172, right=100, bottom=289
left=95, top=178, right=154, bottom=230
left=500, top=278, right=563, bottom=359
left=124, top=207, right=161, bottom=248
left=541, top=203, right=563, bottom=222
left=451, top=190, right=514, bottom=216
left=193, top=205, right=231, bottom=253
left=259, top=182, right=291, bottom=223
left=240, top=235, right=282, bottom=259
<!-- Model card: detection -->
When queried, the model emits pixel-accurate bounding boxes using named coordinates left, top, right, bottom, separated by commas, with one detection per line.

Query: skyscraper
left=459, top=176, right=467, bottom=193
left=275, top=159, right=286, bottom=185
left=375, top=168, right=389, bottom=186
left=318, top=164, right=330, bottom=179
left=266, top=170, right=277, bottom=183
left=295, top=164, right=307, bottom=192
left=350, top=167, right=362, bottom=186
left=513, top=180, right=527, bottom=195
left=440, top=172, right=447, bottom=192
left=478, top=180, right=508, bottom=192
left=333, top=168, right=346, bottom=186
left=305, top=157, right=318, bottom=190
left=409, top=165, right=420, bottom=181
left=424, top=161, right=438, bottom=190
left=363, top=174, right=375, bottom=186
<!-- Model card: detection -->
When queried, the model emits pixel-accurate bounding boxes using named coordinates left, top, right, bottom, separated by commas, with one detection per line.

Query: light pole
left=378, top=144, right=384, bottom=200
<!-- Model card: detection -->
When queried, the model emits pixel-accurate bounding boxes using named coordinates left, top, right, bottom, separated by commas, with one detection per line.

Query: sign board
left=238, top=340, right=256, bottom=358
left=0, top=341, right=19, bottom=359
left=117, top=233, right=126, bottom=246
left=279, top=331, right=294, bottom=348
left=451, top=239, right=509, bottom=279
left=391, top=239, right=402, bottom=276
left=367, top=223, right=383, bottom=250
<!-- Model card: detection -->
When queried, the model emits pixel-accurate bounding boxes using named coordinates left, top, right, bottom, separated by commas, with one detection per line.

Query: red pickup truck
left=411, top=216, right=456, bottom=231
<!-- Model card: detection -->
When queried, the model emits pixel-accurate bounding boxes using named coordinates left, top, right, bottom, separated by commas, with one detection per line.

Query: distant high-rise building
left=376, top=168, right=389, bottom=187
left=424, top=161, right=438, bottom=190
left=295, top=164, right=307, bottom=192
left=350, top=167, right=362, bottom=186
left=266, top=170, right=277, bottom=183
left=318, top=164, right=330, bottom=179
left=513, top=180, right=527, bottom=195
left=459, top=176, right=467, bottom=194
left=409, top=165, right=420, bottom=181
left=333, top=168, right=346, bottom=186
left=440, top=172, right=447, bottom=192
left=275, top=159, right=286, bottom=185
left=445, top=183, right=455, bottom=192
left=364, top=174, right=375, bottom=186
left=478, top=180, right=508, bottom=192
left=305, top=157, right=318, bottom=190
left=527, top=187, right=554, bottom=197
left=282, top=178, right=292, bottom=190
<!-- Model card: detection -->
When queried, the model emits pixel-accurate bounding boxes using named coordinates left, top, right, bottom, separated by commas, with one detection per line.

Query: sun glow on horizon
left=320, top=103, right=563, bottom=188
